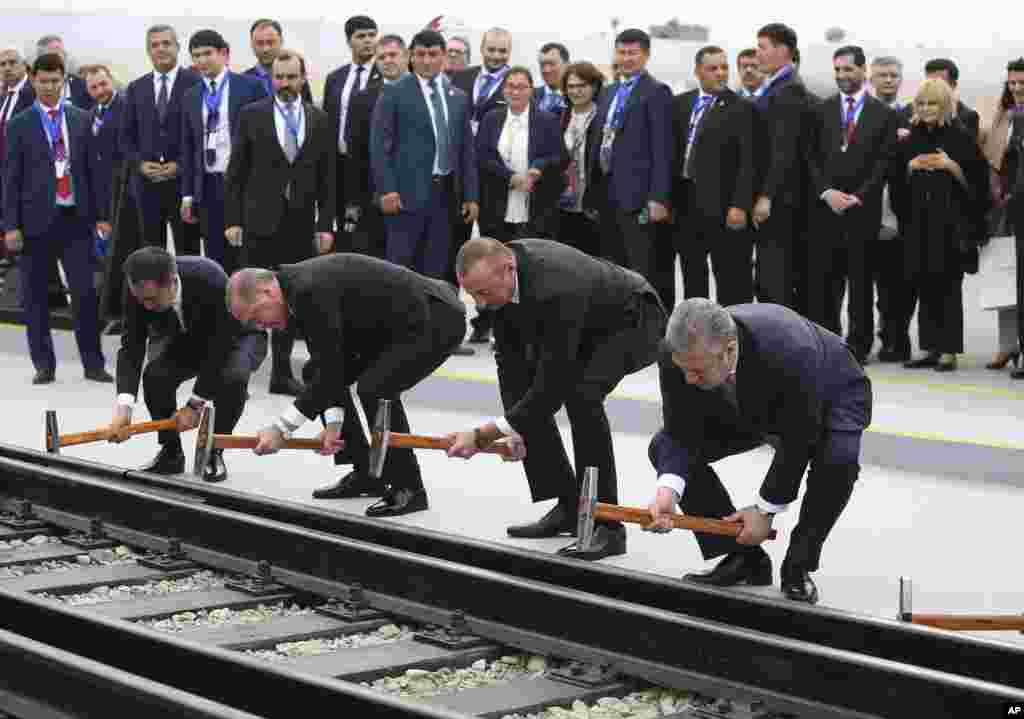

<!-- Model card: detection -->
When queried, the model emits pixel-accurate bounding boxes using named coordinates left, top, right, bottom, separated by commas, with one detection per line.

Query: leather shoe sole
left=365, top=489, right=428, bottom=517
left=84, top=368, right=115, bottom=383
left=32, top=370, right=56, bottom=385
left=683, top=551, right=773, bottom=587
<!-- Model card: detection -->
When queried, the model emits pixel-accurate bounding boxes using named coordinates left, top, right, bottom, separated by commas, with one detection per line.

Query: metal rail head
left=899, top=576, right=913, bottom=622
left=369, top=399, right=392, bottom=480
left=45, top=410, right=60, bottom=454
left=575, top=467, right=598, bottom=551
left=191, top=403, right=215, bottom=477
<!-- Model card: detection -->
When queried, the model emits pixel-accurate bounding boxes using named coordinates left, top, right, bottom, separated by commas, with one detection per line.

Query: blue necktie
left=429, top=80, right=450, bottom=174
left=608, top=77, right=637, bottom=131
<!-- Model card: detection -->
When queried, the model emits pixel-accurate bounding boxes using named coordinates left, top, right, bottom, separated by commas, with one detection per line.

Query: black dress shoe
left=781, top=567, right=819, bottom=604
left=269, top=376, right=305, bottom=396
left=312, top=470, right=384, bottom=499
left=104, top=319, right=125, bottom=336
left=32, top=369, right=56, bottom=385
left=1012, top=368, right=1024, bottom=380
left=903, top=353, right=940, bottom=369
left=84, top=367, right=114, bottom=383
left=451, top=344, right=475, bottom=356
left=507, top=501, right=576, bottom=538
left=683, top=550, right=773, bottom=587
left=140, top=445, right=185, bottom=475
left=877, top=346, right=911, bottom=363
left=365, top=487, right=428, bottom=517
left=201, top=449, right=228, bottom=483
left=556, top=523, right=626, bottom=561
left=468, top=327, right=491, bottom=344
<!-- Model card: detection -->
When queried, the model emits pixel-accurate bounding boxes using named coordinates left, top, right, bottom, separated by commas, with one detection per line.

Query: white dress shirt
left=498, top=109, right=530, bottom=223
left=682, top=92, right=714, bottom=177
left=418, top=74, right=451, bottom=176
left=337, top=61, right=374, bottom=154
left=37, top=101, right=75, bottom=207
left=1, top=75, right=27, bottom=126
left=151, top=65, right=181, bottom=103
left=839, top=86, right=868, bottom=128
left=201, top=69, right=231, bottom=174
left=273, top=97, right=306, bottom=150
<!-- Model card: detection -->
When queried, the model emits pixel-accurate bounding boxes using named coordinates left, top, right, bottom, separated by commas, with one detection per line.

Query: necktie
left=283, top=104, right=299, bottom=163
left=156, top=74, right=169, bottom=123
left=844, top=96, right=857, bottom=147
left=683, top=95, right=713, bottom=179
left=49, top=109, right=71, bottom=200
left=477, top=73, right=497, bottom=107
left=354, top=65, right=365, bottom=90
left=608, top=78, right=636, bottom=131
left=207, top=79, right=218, bottom=128
left=428, top=81, right=450, bottom=174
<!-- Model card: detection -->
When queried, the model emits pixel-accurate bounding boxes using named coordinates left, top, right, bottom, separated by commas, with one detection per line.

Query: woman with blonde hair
left=895, top=78, right=991, bottom=372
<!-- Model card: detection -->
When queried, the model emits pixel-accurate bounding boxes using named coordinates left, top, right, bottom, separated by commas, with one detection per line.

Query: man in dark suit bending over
left=110, top=248, right=267, bottom=481
left=227, top=255, right=466, bottom=516
left=448, top=238, right=666, bottom=560
left=645, top=299, right=872, bottom=604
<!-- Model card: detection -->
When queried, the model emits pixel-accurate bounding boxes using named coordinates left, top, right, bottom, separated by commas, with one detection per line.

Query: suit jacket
left=181, top=72, right=268, bottom=204
left=119, top=67, right=202, bottom=172
left=0, top=81, right=36, bottom=224
left=807, top=93, right=898, bottom=233
left=65, top=75, right=93, bottom=111
left=672, top=88, right=756, bottom=220
left=279, top=253, right=465, bottom=419
left=225, top=97, right=336, bottom=236
left=3, top=103, right=98, bottom=236
left=651, top=303, right=871, bottom=507
left=589, top=71, right=673, bottom=212
left=495, top=239, right=659, bottom=433
left=344, top=80, right=384, bottom=210
left=243, top=65, right=313, bottom=103
left=452, top=66, right=508, bottom=128
left=476, top=105, right=567, bottom=237
left=370, top=72, right=478, bottom=212
left=323, top=62, right=382, bottom=156
left=116, top=256, right=251, bottom=399
left=753, top=69, right=815, bottom=207
left=88, top=92, right=126, bottom=221
left=532, top=85, right=567, bottom=114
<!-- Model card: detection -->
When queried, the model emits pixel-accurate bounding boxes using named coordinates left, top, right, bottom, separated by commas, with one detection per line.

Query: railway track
left=0, top=445, right=1021, bottom=718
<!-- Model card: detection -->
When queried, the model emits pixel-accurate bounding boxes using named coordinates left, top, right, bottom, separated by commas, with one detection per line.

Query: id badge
left=55, top=159, right=68, bottom=178
left=470, top=120, right=480, bottom=136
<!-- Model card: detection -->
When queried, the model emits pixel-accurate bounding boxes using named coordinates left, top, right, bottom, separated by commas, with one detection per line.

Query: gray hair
left=145, top=24, right=180, bottom=49
left=664, top=298, right=736, bottom=354
left=454, top=236, right=511, bottom=277
left=226, top=267, right=275, bottom=309
left=870, top=56, right=903, bottom=71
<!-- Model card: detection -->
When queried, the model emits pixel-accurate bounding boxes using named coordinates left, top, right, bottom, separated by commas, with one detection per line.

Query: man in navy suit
left=533, top=43, right=569, bottom=115
left=1, top=47, right=36, bottom=238
left=245, top=19, right=313, bottom=103
left=645, top=299, right=872, bottom=604
left=370, top=30, right=479, bottom=280
left=2, top=53, right=111, bottom=384
left=588, top=29, right=674, bottom=309
left=181, top=29, right=268, bottom=273
left=34, top=36, right=93, bottom=111
left=120, top=24, right=202, bottom=254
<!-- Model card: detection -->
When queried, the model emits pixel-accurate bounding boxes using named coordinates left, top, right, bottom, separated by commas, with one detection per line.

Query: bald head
left=227, top=268, right=275, bottom=308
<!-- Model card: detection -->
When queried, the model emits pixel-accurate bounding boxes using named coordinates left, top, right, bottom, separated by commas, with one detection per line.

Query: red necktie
left=845, top=97, right=857, bottom=147
left=49, top=108, right=71, bottom=200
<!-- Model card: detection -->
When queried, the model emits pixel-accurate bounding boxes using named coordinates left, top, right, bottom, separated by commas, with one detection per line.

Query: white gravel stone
left=246, top=624, right=414, bottom=662
left=499, top=687, right=692, bottom=719
left=39, top=570, right=225, bottom=606
left=0, top=550, right=138, bottom=580
left=26, top=534, right=51, bottom=546
left=364, top=653, right=547, bottom=700
left=138, top=602, right=311, bottom=633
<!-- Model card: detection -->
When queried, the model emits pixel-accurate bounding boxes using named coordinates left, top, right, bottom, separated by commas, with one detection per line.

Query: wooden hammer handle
left=57, top=418, right=180, bottom=448
left=594, top=503, right=779, bottom=540
left=212, top=435, right=323, bottom=450
left=909, top=614, right=1024, bottom=632
left=387, top=432, right=513, bottom=457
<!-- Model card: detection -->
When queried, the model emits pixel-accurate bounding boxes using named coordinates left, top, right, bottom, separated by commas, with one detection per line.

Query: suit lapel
left=335, top=65, right=351, bottom=108
left=227, top=73, right=242, bottom=124
left=619, top=73, right=649, bottom=132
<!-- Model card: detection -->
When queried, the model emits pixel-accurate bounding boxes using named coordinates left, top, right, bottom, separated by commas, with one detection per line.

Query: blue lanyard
left=688, top=95, right=714, bottom=143
left=840, top=93, right=866, bottom=131
left=34, top=102, right=65, bottom=156
left=275, top=101, right=303, bottom=140
left=609, top=77, right=637, bottom=130
left=256, top=67, right=272, bottom=95
left=203, top=77, right=228, bottom=129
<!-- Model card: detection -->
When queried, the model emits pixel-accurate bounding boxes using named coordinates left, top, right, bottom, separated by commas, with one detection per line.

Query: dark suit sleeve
left=119, top=83, right=140, bottom=170
left=224, top=107, right=250, bottom=230
left=318, top=116, right=337, bottom=233
left=806, top=103, right=828, bottom=198
left=530, top=112, right=565, bottom=174
left=3, top=119, right=24, bottom=232
left=963, top=109, right=980, bottom=142
left=115, top=293, right=148, bottom=397
left=194, top=285, right=239, bottom=400
left=477, top=111, right=512, bottom=181
left=302, top=81, right=313, bottom=104
left=369, top=86, right=398, bottom=199
left=321, top=73, right=336, bottom=112
left=180, top=92, right=196, bottom=199
left=460, top=95, right=479, bottom=203
left=78, top=117, right=97, bottom=226
left=649, top=83, right=673, bottom=206
left=731, top=102, right=757, bottom=212
left=293, top=284, right=348, bottom=419
left=761, top=92, right=807, bottom=201
left=853, top=107, right=898, bottom=202
left=649, top=352, right=707, bottom=479
left=504, top=293, right=588, bottom=432
left=344, top=95, right=368, bottom=209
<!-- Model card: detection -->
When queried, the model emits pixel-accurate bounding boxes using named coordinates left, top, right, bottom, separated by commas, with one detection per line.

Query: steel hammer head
left=575, top=467, right=599, bottom=551
left=368, top=399, right=392, bottom=480
left=191, top=402, right=216, bottom=477
left=45, top=410, right=60, bottom=454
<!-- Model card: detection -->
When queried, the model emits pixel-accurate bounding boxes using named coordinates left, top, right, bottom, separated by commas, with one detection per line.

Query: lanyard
left=35, top=102, right=65, bottom=156
left=275, top=101, right=303, bottom=141
left=609, top=77, right=637, bottom=130
left=256, top=66, right=272, bottom=95
left=688, top=95, right=714, bottom=143
left=203, top=77, right=228, bottom=130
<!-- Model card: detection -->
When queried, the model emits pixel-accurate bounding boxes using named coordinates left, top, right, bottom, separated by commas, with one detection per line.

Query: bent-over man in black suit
left=645, top=299, right=872, bottom=604
left=806, top=46, right=897, bottom=363
left=671, top=45, right=756, bottom=307
left=227, top=255, right=466, bottom=516
left=449, top=238, right=666, bottom=561
left=225, top=49, right=335, bottom=398
left=110, top=249, right=267, bottom=481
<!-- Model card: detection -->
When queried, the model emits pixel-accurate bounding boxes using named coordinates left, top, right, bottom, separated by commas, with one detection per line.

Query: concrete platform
left=1, top=318, right=1022, bottom=649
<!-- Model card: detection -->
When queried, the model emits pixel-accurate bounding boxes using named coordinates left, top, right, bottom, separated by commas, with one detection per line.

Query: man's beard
left=276, top=88, right=298, bottom=102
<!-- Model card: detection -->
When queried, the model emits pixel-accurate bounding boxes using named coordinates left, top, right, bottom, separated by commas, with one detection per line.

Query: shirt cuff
left=323, top=407, right=344, bottom=424
left=117, top=393, right=135, bottom=406
left=757, top=495, right=790, bottom=514
left=655, top=474, right=686, bottom=501
left=182, top=196, right=193, bottom=205
left=820, top=189, right=835, bottom=201
left=278, top=404, right=312, bottom=433
left=494, top=417, right=514, bottom=436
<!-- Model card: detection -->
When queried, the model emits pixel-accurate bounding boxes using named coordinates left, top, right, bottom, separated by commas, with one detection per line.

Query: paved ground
left=3, top=316, right=1023, bottom=650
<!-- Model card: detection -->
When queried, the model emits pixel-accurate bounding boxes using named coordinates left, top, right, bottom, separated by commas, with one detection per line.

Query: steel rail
left=2, top=443, right=1018, bottom=692
left=1, top=455, right=1022, bottom=718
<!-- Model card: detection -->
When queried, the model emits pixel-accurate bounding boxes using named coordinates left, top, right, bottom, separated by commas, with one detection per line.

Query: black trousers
left=351, top=204, right=387, bottom=259
left=135, top=177, right=201, bottom=254
left=1010, top=195, right=1024, bottom=352
left=872, top=227, right=911, bottom=354
left=144, top=332, right=267, bottom=447
left=754, top=202, right=798, bottom=309
left=496, top=294, right=666, bottom=505
left=329, top=298, right=466, bottom=492
left=333, top=154, right=354, bottom=253
left=556, top=209, right=601, bottom=257
left=807, top=207, right=875, bottom=354
left=100, top=166, right=141, bottom=321
left=598, top=188, right=675, bottom=310
left=914, top=269, right=964, bottom=354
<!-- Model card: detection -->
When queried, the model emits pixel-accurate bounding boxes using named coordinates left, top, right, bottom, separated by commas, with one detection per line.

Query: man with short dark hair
left=111, top=247, right=267, bottom=480
left=370, top=30, right=479, bottom=279
left=180, top=29, right=268, bottom=273
left=736, top=48, right=762, bottom=98
left=535, top=42, right=569, bottom=114
left=924, top=58, right=979, bottom=139
left=35, top=34, right=92, bottom=110
left=323, top=15, right=381, bottom=253
left=84, top=66, right=123, bottom=238
left=806, top=45, right=898, bottom=363
left=245, top=18, right=313, bottom=102
left=2, top=53, right=111, bottom=384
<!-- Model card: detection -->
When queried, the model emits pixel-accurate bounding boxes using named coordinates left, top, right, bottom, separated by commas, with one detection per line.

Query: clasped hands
left=643, top=487, right=774, bottom=546
left=909, top=150, right=954, bottom=173
left=446, top=429, right=526, bottom=462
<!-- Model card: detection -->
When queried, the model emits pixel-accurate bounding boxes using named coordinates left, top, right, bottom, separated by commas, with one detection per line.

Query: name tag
left=55, top=159, right=68, bottom=177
